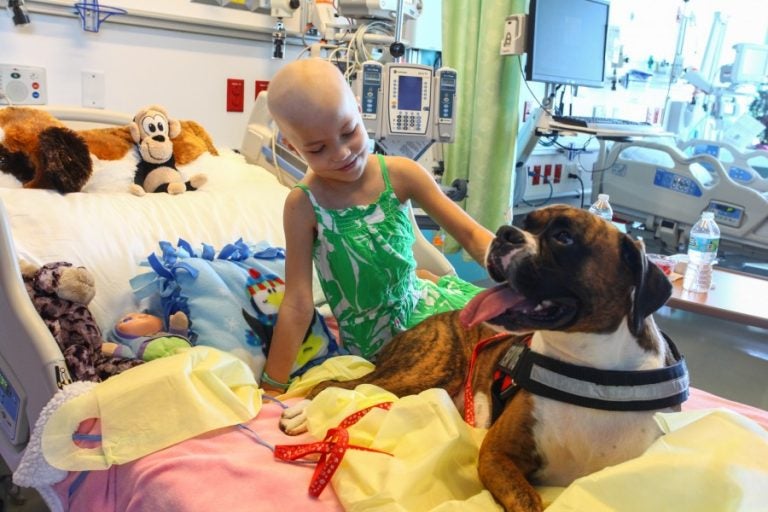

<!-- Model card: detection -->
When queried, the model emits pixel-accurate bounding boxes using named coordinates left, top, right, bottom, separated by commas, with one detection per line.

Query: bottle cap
left=702, top=211, right=715, bottom=220
left=598, top=193, right=610, bottom=201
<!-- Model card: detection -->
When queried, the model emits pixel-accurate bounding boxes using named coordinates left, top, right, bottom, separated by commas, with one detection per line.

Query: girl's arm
left=388, top=156, right=494, bottom=266
left=261, top=188, right=318, bottom=393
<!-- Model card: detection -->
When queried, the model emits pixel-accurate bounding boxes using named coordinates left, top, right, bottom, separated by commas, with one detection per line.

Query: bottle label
left=688, top=235, right=719, bottom=253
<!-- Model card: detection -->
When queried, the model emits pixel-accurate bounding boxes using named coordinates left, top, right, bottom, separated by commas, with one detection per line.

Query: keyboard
left=550, top=115, right=662, bottom=134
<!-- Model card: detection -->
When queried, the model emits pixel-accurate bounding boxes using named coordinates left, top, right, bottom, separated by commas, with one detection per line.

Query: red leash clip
left=274, top=402, right=394, bottom=497
left=463, top=333, right=521, bottom=427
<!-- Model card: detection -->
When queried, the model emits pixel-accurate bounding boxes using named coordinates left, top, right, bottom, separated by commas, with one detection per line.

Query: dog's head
left=461, top=205, right=671, bottom=338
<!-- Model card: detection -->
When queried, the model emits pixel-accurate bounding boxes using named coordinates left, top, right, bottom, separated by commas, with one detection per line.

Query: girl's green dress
left=296, top=155, right=483, bottom=359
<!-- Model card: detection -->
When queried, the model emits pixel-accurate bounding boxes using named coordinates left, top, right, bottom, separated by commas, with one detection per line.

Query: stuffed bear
left=106, top=311, right=192, bottom=361
left=129, top=105, right=207, bottom=196
left=0, top=107, right=93, bottom=193
left=21, top=260, right=144, bottom=382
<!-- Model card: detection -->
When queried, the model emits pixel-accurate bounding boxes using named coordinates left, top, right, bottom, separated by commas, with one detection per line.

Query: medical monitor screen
left=397, top=75, right=422, bottom=111
left=525, top=0, right=610, bottom=88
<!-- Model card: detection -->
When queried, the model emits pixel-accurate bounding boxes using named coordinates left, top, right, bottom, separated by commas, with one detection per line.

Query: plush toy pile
left=0, top=105, right=218, bottom=194
left=20, top=261, right=144, bottom=382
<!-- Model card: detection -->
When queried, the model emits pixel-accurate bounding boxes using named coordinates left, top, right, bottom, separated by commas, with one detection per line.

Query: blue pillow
left=130, top=238, right=343, bottom=378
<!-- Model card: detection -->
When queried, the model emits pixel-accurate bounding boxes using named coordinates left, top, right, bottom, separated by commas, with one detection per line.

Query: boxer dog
left=280, top=204, right=688, bottom=512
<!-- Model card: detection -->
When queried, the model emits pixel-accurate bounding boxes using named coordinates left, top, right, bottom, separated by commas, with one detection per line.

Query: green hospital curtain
left=441, top=0, right=526, bottom=253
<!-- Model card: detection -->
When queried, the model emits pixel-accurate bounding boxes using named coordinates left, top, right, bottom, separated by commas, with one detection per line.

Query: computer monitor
left=525, top=0, right=610, bottom=89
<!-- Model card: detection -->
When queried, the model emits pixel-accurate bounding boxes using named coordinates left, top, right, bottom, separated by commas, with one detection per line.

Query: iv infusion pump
left=355, top=61, right=457, bottom=143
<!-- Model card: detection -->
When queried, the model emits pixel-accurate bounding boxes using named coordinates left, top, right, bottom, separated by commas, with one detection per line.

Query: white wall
left=1, top=12, right=301, bottom=148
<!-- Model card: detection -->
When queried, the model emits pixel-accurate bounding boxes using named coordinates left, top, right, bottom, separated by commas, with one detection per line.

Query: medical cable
left=270, top=125, right=286, bottom=186
left=235, top=395, right=317, bottom=465
left=517, top=57, right=565, bottom=149
left=521, top=172, right=555, bottom=208
left=0, top=90, right=13, bottom=106
left=567, top=171, right=586, bottom=209
left=236, top=423, right=317, bottom=466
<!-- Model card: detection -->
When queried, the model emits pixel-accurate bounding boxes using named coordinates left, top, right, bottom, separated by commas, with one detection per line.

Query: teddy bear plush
left=20, top=260, right=144, bottom=382
left=128, top=105, right=207, bottom=196
left=0, top=107, right=93, bottom=193
left=106, top=310, right=192, bottom=361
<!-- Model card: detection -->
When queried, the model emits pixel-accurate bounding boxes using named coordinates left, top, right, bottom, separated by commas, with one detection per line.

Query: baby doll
left=106, top=311, right=192, bottom=361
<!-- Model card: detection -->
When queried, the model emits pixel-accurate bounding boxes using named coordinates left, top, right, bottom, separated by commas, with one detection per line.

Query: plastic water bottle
left=588, top=193, right=613, bottom=221
left=682, top=211, right=720, bottom=293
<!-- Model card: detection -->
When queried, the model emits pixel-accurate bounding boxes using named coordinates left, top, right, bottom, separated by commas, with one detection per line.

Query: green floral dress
left=296, top=155, right=483, bottom=359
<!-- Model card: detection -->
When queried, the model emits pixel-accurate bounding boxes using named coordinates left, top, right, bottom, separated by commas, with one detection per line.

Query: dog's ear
left=621, top=236, right=672, bottom=336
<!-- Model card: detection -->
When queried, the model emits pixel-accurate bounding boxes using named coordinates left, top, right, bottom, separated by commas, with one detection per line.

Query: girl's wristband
left=261, top=370, right=290, bottom=391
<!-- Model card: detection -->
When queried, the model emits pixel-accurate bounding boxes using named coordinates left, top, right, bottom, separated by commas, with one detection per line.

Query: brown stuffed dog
left=80, top=118, right=219, bottom=165
left=128, top=105, right=207, bottom=196
left=0, top=106, right=219, bottom=194
left=0, top=107, right=92, bottom=193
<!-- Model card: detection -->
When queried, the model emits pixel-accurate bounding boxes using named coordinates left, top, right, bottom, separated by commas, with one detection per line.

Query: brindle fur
left=298, top=205, right=673, bottom=512
left=307, top=310, right=508, bottom=400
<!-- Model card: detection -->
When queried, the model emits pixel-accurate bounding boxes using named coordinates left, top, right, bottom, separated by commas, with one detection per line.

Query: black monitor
left=525, top=0, right=610, bottom=89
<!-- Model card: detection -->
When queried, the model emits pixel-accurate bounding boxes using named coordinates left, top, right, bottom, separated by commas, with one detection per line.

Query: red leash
left=462, top=333, right=512, bottom=427
left=274, top=402, right=394, bottom=497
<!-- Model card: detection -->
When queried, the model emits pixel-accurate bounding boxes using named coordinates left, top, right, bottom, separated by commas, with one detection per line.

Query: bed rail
left=0, top=199, right=71, bottom=471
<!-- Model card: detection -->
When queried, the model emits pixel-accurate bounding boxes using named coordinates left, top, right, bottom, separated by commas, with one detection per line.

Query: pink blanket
left=683, top=387, right=768, bottom=428
left=52, top=398, right=342, bottom=512
left=50, top=388, right=767, bottom=512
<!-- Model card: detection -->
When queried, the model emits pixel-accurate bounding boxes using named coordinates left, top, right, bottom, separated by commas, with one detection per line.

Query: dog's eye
left=553, top=230, right=574, bottom=245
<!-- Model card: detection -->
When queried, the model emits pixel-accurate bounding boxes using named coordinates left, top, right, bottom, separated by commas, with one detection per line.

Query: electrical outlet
left=227, top=78, right=245, bottom=112
left=255, top=80, right=269, bottom=99
left=81, top=70, right=105, bottom=108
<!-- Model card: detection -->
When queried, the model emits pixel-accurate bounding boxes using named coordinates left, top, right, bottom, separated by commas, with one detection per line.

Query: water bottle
left=682, top=211, right=720, bottom=293
left=588, top=193, right=613, bottom=221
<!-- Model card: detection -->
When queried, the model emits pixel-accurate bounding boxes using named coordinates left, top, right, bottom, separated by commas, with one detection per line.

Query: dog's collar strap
left=494, top=335, right=689, bottom=413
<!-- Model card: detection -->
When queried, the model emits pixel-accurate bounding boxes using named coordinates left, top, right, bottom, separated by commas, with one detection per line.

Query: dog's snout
left=495, top=225, right=526, bottom=246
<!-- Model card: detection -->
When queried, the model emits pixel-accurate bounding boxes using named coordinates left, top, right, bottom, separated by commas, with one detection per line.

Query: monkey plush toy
left=129, top=105, right=207, bottom=196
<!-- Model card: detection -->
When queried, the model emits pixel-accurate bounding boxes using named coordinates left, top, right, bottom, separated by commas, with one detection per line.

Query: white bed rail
left=0, top=199, right=71, bottom=471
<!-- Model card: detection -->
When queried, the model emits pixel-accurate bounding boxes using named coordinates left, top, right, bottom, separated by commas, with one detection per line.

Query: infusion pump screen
left=397, top=76, right=422, bottom=111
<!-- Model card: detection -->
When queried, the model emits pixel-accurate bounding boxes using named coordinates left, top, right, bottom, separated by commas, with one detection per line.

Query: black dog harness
left=491, top=334, right=689, bottom=422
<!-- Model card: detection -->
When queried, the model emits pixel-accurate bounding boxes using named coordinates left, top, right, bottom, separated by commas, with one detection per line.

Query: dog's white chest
left=532, top=396, right=663, bottom=486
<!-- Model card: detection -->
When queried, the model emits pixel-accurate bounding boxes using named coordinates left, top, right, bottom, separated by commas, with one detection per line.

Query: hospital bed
left=0, top=106, right=766, bottom=511
left=678, top=138, right=768, bottom=193
left=598, top=139, right=768, bottom=254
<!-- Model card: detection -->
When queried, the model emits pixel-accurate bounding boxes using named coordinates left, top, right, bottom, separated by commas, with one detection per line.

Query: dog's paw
left=279, top=399, right=311, bottom=435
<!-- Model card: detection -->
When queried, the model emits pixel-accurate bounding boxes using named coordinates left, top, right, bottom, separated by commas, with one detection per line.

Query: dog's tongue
left=460, top=284, right=526, bottom=328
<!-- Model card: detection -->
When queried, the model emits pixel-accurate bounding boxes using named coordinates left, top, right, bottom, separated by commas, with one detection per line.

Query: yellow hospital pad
left=304, top=384, right=502, bottom=512
left=281, top=354, right=376, bottom=399
left=288, top=356, right=768, bottom=511
left=42, top=346, right=262, bottom=471
left=547, top=409, right=768, bottom=511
